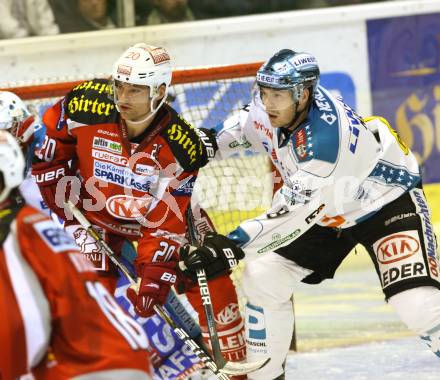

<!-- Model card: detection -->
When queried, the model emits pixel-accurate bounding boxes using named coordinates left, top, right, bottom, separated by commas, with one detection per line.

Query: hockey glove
left=127, top=261, right=178, bottom=318
left=32, top=162, right=77, bottom=219
left=180, top=232, right=245, bottom=280
left=198, top=128, right=218, bottom=167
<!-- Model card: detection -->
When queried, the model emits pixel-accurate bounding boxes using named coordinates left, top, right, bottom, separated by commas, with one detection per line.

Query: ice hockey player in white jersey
left=0, top=91, right=48, bottom=213
left=180, top=49, right=440, bottom=379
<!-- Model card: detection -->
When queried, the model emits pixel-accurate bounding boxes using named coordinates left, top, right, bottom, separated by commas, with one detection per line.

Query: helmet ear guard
left=0, top=91, right=32, bottom=134
left=290, top=83, right=304, bottom=103
left=0, top=130, right=25, bottom=202
left=149, top=83, right=168, bottom=113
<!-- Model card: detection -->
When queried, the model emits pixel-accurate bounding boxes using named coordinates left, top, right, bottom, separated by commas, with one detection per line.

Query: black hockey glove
left=198, top=128, right=218, bottom=167
left=180, top=232, right=245, bottom=280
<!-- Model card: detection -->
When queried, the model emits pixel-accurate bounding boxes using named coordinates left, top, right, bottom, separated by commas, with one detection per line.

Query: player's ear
left=298, top=87, right=310, bottom=108
left=158, top=84, right=167, bottom=99
left=302, top=88, right=310, bottom=102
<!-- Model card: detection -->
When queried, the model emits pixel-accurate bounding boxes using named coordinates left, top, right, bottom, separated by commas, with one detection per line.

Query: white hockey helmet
left=0, top=91, right=34, bottom=141
left=111, top=43, right=172, bottom=117
left=0, top=130, right=25, bottom=202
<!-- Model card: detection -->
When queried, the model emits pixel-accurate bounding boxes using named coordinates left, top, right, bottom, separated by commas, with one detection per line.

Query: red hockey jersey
left=33, top=78, right=215, bottom=267
left=0, top=203, right=151, bottom=379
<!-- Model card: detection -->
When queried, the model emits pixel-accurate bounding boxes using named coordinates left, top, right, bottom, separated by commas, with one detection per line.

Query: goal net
left=2, top=62, right=275, bottom=236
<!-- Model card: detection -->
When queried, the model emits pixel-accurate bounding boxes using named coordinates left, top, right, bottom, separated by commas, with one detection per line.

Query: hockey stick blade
left=220, top=357, right=270, bottom=376
left=154, top=304, right=230, bottom=380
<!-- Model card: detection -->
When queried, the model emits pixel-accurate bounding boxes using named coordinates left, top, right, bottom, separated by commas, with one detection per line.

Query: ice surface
left=285, top=337, right=439, bottom=380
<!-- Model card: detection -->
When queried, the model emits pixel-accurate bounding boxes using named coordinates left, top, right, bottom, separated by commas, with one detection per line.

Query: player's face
left=114, top=81, right=152, bottom=122
left=258, top=87, right=297, bottom=128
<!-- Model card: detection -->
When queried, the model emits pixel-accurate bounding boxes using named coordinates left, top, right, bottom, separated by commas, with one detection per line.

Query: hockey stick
left=185, top=207, right=225, bottom=367
left=64, top=201, right=230, bottom=380
left=184, top=206, right=270, bottom=376
left=290, top=294, right=297, bottom=351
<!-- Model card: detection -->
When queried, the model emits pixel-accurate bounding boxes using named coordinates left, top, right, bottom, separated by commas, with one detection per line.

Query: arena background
left=1, top=1, right=439, bottom=378
left=1, top=1, right=439, bottom=220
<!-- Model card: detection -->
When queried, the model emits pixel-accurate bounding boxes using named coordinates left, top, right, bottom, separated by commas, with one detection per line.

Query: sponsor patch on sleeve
left=163, top=112, right=204, bottom=171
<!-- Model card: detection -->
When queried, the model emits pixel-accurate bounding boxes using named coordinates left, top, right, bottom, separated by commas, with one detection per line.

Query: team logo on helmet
left=148, top=46, right=171, bottom=65
left=290, top=53, right=317, bottom=68
left=256, top=73, right=281, bottom=86
left=117, top=64, right=132, bottom=76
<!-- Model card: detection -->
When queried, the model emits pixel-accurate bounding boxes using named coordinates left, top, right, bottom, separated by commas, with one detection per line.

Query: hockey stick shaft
left=184, top=207, right=271, bottom=376
left=153, top=305, right=229, bottom=380
left=290, top=294, right=298, bottom=351
left=185, top=207, right=226, bottom=368
left=64, top=201, right=230, bottom=380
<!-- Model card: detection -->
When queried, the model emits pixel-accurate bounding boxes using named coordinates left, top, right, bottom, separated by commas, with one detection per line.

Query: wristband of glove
left=32, top=162, right=75, bottom=219
left=127, top=261, right=178, bottom=318
left=198, top=128, right=218, bottom=167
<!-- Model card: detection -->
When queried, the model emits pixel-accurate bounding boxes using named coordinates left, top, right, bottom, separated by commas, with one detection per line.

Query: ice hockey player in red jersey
left=32, top=43, right=247, bottom=367
left=0, top=130, right=152, bottom=380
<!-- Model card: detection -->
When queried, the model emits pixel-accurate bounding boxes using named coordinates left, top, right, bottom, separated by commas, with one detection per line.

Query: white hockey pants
left=242, top=253, right=440, bottom=380
left=242, top=252, right=311, bottom=380
left=389, top=286, right=440, bottom=357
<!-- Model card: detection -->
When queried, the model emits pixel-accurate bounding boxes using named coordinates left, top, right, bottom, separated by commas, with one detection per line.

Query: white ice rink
left=285, top=337, right=439, bottom=380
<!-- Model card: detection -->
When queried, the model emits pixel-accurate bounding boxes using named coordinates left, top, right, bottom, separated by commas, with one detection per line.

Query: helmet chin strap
left=282, top=95, right=313, bottom=132
left=124, top=106, right=157, bottom=126
left=282, top=101, right=301, bottom=131
left=117, top=93, right=167, bottom=125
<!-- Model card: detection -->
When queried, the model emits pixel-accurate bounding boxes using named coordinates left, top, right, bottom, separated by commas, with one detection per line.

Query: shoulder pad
left=161, top=106, right=208, bottom=172
left=65, top=79, right=118, bottom=125
left=292, top=87, right=340, bottom=164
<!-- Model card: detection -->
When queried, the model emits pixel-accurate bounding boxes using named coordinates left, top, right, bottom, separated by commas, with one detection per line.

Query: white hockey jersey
left=19, top=173, right=65, bottom=227
left=20, top=174, right=47, bottom=212
left=214, top=86, right=420, bottom=255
